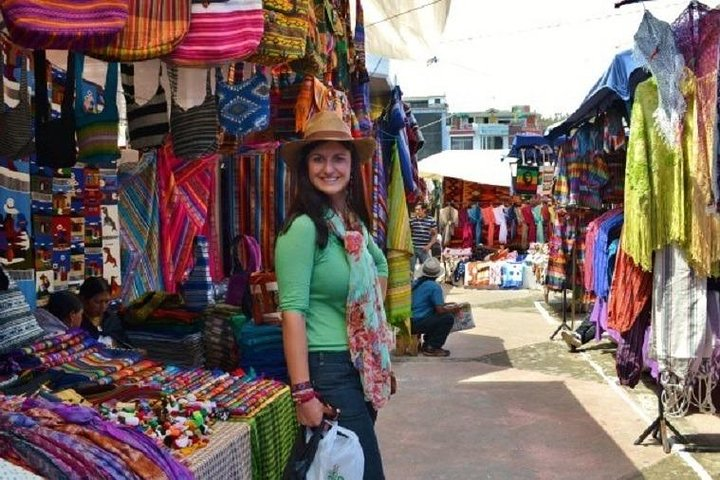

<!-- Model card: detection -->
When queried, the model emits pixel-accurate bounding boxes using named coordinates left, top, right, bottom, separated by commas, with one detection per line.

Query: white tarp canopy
left=418, top=149, right=512, bottom=188
left=362, top=0, right=452, bottom=60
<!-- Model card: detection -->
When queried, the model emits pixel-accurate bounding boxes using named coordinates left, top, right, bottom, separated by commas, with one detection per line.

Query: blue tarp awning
left=547, top=49, right=650, bottom=138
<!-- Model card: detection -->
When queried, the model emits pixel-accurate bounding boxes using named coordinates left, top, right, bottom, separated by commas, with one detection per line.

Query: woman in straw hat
left=276, top=111, right=392, bottom=479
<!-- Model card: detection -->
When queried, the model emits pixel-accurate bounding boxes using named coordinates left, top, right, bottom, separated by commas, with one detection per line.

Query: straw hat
left=279, top=111, right=377, bottom=166
left=421, top=257, right=444, bottom=278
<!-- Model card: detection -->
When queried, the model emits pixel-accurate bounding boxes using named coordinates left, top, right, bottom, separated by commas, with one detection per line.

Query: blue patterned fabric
left=216, top=66, right=269, bottom=137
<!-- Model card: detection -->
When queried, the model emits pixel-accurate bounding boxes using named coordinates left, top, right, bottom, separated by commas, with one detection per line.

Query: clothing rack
left=550, top=242, right=577, bottom=340
left=634, top=388, right=687, bottom=453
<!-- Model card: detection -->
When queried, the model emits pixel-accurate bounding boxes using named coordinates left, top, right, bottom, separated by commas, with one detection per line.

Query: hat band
left=304, top=130, right=354, bottom=142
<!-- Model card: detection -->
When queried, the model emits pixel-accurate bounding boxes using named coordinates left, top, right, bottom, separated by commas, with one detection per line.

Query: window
left=434, top=98, right=441, bottom=104
left=450, top=136, right=474, bottom=150
left=491, top=136, right=504, bottom=149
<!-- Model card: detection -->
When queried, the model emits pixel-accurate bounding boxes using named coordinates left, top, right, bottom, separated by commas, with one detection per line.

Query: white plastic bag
left=306, top=421, right=364, bottom=480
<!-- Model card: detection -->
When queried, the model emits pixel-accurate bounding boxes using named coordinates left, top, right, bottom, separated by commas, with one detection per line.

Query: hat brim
left=421, top=267, right=445, bottom=278
left=279, top=137, right=377, bottom=167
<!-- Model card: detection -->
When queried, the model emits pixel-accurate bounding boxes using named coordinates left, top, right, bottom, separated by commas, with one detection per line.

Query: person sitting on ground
left=411, top=257, right=462, bottom=357
left=34, top=291, right=84, bottom=336
left=560, top=315, right=596, bottom=351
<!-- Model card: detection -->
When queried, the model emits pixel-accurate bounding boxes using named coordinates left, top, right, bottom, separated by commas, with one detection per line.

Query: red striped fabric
left=88, top=0, right=190, bottom=62
left=165, top=0, right=264, bottom=67
left=1, top=0, right=129, bottom=50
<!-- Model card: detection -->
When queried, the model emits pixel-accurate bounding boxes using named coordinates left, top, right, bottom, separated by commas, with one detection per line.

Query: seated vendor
left=34, top=291, right=84, bottom=335
left=411, top=257, right=462, bottom=357
left=79, top=277, right=132, bottom=348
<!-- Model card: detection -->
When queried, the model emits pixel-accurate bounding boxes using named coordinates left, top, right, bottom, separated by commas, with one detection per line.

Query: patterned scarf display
left=634, top=10, right=687, bottom=148
left=327, top=214, right=393, bottom=410
left=370, top=140, right=387, bottom=249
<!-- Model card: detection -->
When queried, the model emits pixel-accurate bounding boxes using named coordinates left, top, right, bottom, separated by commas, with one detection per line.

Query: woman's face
left=68, top=309, right=83, bottom=329
left=306, top=141, right=352, bottom=203
left=84, top=292, right=110, bottom=318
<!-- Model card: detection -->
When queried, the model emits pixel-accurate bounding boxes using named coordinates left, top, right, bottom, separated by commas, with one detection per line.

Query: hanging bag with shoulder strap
left=168, top=66, right=219, bottom=160
left=246, top=0, right=310, bottom=66
left=166, top=0, right=264, bottom=67
left=88, top=0, right=190, bottom=62
left=216, top=64, right=270, bottom=137
left=0, top=50, right=33, bottom=159
left=34, top=50, right=77, bottom=168
left=121, top=63, right=169, bottom=151
left=1, top=0, right=129, bottom=50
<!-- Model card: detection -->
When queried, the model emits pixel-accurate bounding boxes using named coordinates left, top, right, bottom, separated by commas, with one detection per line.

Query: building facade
left=404, top=96, right=450, bottom=160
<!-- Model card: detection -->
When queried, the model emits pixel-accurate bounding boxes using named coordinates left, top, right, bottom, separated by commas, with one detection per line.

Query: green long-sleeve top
left=275, top=214, right=388, bottom=351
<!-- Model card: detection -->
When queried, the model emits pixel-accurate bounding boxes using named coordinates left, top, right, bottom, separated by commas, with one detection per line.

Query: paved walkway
left=376, top=288, right=720, bottom=479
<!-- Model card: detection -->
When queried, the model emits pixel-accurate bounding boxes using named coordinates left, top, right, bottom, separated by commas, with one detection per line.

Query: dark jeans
left=412, top=312, right=454, bottom=349
left=575, top=316, right=596, bottom=345
left=309, top=351, right=385, bottom=480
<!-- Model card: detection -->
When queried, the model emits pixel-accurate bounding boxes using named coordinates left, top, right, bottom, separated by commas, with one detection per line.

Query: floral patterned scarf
left=327, top=213, right=394, bottom=410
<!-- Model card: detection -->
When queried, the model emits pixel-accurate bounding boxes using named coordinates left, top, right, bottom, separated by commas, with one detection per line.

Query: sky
left=387, top=0, right=691, bottom=117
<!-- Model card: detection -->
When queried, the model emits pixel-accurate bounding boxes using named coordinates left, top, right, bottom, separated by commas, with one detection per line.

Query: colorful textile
left=119, top=152, right=163, bottom=303
left=327, top=214, right=393, bottom=410
left=370, top=144, right=387, bottom=248
left=625, top=70, right=720, bottom=276
left=0, top=265, right=43, bottom=353
left=384, top=144, right=413, bottom=328
left=651, top=245, right=711, bottom=414
left=607, top=246, right=653, bottom=334
left=158, top=139, right=217, bottom=293
left=182, top=236, right=214, bottom=312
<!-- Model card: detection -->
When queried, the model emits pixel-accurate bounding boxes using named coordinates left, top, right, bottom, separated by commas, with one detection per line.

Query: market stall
left=0, top=0, right=422, bottom=476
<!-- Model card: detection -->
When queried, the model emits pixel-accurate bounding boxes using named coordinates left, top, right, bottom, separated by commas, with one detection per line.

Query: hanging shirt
left=493, top=206, right=507, bottom=244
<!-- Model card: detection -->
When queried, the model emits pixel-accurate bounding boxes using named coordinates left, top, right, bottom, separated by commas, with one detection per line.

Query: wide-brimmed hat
left=279, top=111, right=377, bottom=167
left=421, top=257, right=444, bottom=278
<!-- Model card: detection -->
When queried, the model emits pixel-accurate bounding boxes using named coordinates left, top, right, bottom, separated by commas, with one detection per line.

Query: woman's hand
left=295, top=396, right=325, bottom=427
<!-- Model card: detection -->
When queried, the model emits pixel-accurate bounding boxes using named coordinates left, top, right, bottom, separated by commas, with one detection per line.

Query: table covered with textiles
left=186, top=421, right=252, bottom=480
left=1, top=329, right=298, bottom=480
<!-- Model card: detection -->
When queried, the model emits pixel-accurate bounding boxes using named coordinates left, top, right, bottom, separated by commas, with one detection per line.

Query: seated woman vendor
left=79, top=277, right=132, bottom=348
left=34, top=291, right=84, bottom=335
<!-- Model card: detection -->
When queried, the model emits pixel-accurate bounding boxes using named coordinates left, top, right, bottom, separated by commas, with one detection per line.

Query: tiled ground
left=377, top=288, right=720, bottom=479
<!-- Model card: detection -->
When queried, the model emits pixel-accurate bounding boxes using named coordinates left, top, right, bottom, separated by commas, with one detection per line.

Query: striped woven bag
left=0, top=0, right=129, bottom=50
left=246, top=0, right=310, bottom=66
left=166, top=0, right=264, bottom=67
left=168, top=66, right=219, bottom=160
left=88, top=0, right=190, bottom=62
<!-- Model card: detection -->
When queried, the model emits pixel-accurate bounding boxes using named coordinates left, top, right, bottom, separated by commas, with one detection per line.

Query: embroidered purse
left=121, top=63, right=169, bottom=151
left=88, top=0, right=190, bottom=62
left=0, top=51, right=33, bottom=159
left=216, top=64, right=270, bottom=137
left=168, top=67, right=219, bottom=160
left=166, top=0, right=264, bottom=67
left=34, top=50, right=77, bottom=169
left=246, top=0, right=310, bottom=66
left=1, top=0, right=129, bottom=50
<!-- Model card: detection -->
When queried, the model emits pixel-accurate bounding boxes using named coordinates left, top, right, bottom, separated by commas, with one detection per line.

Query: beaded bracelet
left=291, top=389, right=318, bottom=405
left=291, top=381, right=313, bottom=393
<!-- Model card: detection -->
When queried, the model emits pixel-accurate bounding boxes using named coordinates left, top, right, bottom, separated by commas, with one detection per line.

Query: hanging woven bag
left=87, top=0, right=190, bottom=62
left=1, top=0, right=129, bottom=50
left=246, top=0, right=310, bottom=66
left=168, top=66, right=219, bottom=160
left=0, top=50, right=33, bottom=159
left=121, top=63, right=170, bottom=151
left=166, top=0, right=264, bottom=67
left=34, top=51, right=77, bottom=169
left=216, top=64, right=270, bottom=137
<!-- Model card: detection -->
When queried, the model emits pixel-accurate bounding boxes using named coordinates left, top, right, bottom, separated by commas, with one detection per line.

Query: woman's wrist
left=290, top=380, right=312, bottom=393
